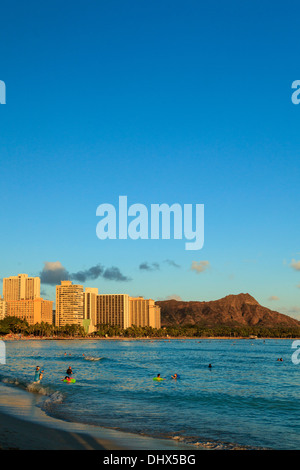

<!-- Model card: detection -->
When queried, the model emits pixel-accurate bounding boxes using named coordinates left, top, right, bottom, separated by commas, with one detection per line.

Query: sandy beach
left=0, top=408, right=201, bottom=450
left=0, top=410, right=109, bottom=450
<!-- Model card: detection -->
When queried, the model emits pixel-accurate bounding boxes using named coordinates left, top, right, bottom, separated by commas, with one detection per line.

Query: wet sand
left=0, top=408, right=201, bottom=450
left=0, top=410, right=109, bottom=449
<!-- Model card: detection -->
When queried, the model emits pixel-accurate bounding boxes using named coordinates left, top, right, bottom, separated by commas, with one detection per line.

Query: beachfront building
left=3, top=274, right=40, bottom=301
left=6, top=298, right=53, bottom=325
left=83, top=287, right=98, bottom=333
left=55, top=281, right=84, bottom=327
left=129, top=297, right=161, bottom=329
left=96, top=294, right=130, bottom=329
left=95, top=294, right=161, bottom=330
left=0, top=295, right=7, bottom=320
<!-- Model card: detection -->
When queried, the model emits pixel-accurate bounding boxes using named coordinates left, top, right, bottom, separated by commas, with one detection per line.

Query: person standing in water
left=34, top=366, right=40, bottom=382
left=66, top=366, right=73, bottom=376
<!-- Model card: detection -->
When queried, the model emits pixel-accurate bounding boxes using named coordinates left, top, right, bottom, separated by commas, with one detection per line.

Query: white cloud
left=165, top=295, right=182, bottom=301
left=191, top=260, right=210, bottom=273
left=268, top=295, right=280, bottom=301
left=290, top=259, right=300, bottom=271
left=40, top=261, right=69, bottom=285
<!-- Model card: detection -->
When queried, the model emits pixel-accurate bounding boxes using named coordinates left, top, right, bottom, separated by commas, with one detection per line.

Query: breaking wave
left=84, top=356, right=103, bottom=361
left=1, top=374, right=64, bottom=407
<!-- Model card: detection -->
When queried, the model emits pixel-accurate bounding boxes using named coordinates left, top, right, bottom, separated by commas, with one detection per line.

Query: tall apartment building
left=0, top=295, right=7, bottom=320
left=55, top=281, right=84, bottom=327
left=129, top=297, right=161, bottom=329
left=83, top=287, right=98, bottom=333
left=83, top=288, right=98, bottom=323
left=6, top=298, right=53, bottom=325
left=3, top=274, right=40, bottom=301
left=25, top=277, right=41, bottom=300
left=96, top=294, right=130, bottom=329
left=95, top=294, right=161, bottom=330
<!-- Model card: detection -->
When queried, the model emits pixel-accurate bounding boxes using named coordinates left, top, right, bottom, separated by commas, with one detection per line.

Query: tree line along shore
left=1, top=316, right=300, bottom=339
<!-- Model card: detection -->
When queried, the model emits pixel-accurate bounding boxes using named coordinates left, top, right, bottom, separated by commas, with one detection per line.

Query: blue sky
left=0, top=1, right=300, bottom=317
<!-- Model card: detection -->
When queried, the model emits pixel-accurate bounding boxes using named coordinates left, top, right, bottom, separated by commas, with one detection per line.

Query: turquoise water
left=0, top=338, right=299, bottom=450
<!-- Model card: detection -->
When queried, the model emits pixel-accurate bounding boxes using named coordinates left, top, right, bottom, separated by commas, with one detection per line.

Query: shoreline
left=2, top=335, right=299, bottom=341
left=0, top=409, right=200, bottom=450
left=0, top=383, right=200, bottom=451
left=0, top=385, right=200, bottom=452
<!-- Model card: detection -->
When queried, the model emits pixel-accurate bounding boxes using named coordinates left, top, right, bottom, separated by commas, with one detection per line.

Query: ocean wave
left=170, top=434, right=266, bottom=450
left=1, top=374, right=64, bottom=405
left=84, top=356, right=103, bottom=361
left=43, top=390, right=64, bottom=407
left=2, top=376, right=27, bottom=389
left=26, top=382, right=53, bottom=396
left=1, top=377, right=25, bottom=387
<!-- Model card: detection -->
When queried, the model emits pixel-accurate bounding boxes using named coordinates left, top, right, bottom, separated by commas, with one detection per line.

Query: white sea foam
left=1, top=375, right=63, bottom=405
left=43, top=391, right=64, bottom=406
left=2, top=377, right=20, bottom=386
left=84, top=356, right=102, bottom=361
left=26, top=382, right=51, bottom=395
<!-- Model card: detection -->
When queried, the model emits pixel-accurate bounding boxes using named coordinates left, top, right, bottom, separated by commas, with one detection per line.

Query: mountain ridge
left=156, top=293, right=300, bottom=327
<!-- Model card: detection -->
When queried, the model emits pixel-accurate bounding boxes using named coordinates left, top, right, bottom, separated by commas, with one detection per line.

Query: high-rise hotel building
left=0, top=295, right=7, bottom=320
left=55, top=281, right=84, bottom=327
left=83, top=288, right=98, bottom=325
left=6, top=298, right=53, bottom=325
left=96, top=294, right=130, bottom=329
left=129, top=297, right=161, bottom=329
left=83, top=287, right=98, bottom=333
left=3, top=274, right=52, bottom=325
left=55, top=286, right=161, bottom=331
left=3, top=274, right=40, bottom=301
left=95, top=294, right=161, bottom=330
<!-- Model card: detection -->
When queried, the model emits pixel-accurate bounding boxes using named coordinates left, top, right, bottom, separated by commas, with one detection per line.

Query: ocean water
left=0, top=338, right=299, bottom=450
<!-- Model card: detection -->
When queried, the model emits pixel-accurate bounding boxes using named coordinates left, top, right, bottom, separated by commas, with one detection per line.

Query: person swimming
left=62, top=376, right=72, bottom=383
left=171, top=373, right=178, bottom=379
